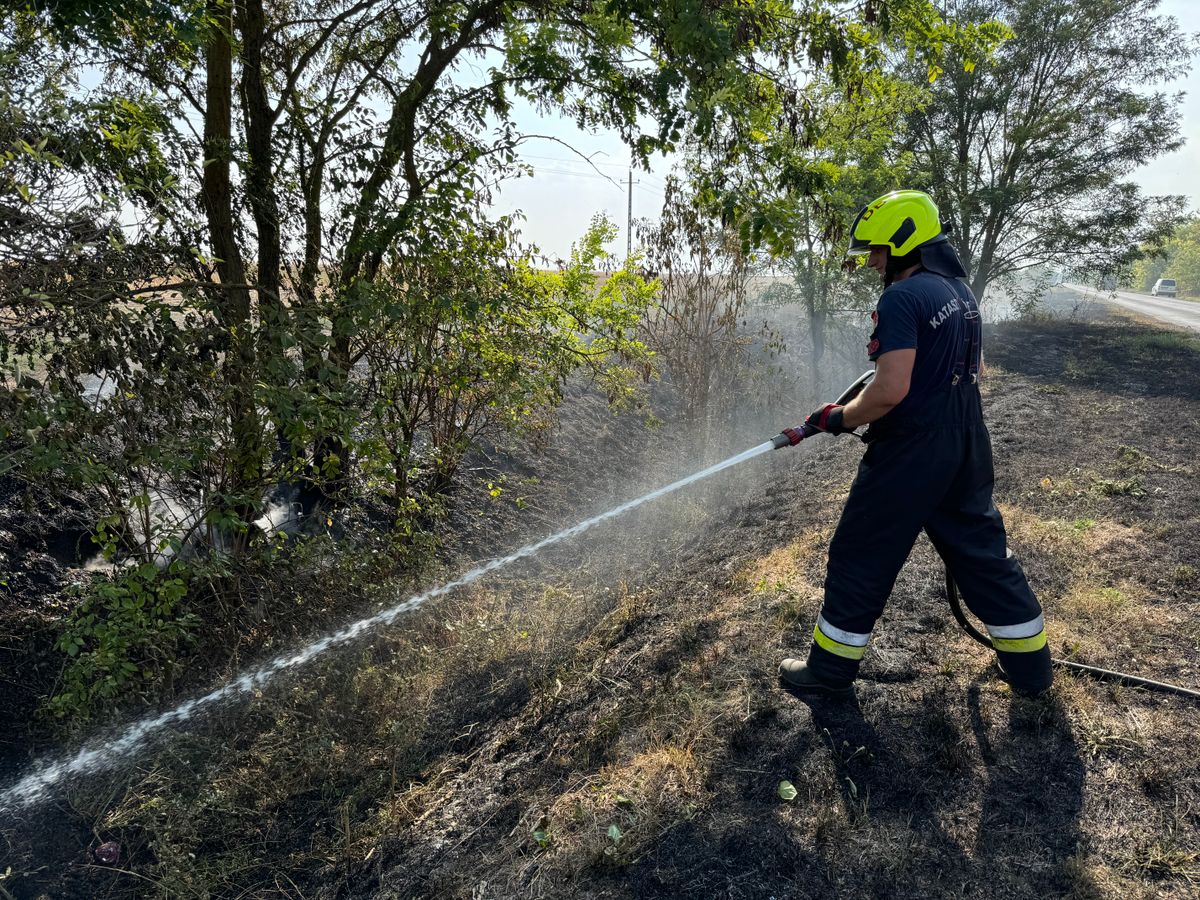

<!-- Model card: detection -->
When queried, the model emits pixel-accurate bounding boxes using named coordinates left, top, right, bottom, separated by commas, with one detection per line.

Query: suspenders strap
left=951, top=280, right=982, bottom=385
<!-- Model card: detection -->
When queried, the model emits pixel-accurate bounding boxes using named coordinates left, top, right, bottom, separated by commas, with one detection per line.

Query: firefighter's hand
left=804, top=403, right=847, bottom=435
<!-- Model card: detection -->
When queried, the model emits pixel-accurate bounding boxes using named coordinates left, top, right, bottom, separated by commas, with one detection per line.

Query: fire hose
left=945, top=569, right=1200, bottom=699
left=773, top=371, right=1200, bottom=701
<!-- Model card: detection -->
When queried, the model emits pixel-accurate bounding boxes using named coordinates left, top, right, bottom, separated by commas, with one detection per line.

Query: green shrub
left=48, top=560, right=199, bottom=721
left=1093, top=476, right=1144, bottom=498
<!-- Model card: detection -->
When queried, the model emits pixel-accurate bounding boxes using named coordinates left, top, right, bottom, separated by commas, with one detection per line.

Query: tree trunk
left=811, top=302, right=827, bottom=397
left=971, top=238, right=995, bottom=303
left=202, top=0, right=262, bottom=535
left=238, top=0, right=286, bottom=393
left=800, top=249, right=826, bottom=399
left=296, top=136, right=326, bottom=383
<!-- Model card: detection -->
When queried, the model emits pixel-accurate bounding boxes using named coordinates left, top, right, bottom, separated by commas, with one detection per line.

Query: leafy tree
left=356, top=214, right=653, bottom=521
left=638, top=176, right=763, bottom=440
left=0, top=0, right=202, bottom=48
left=907, top=0, right=1191, bottom=301
left=741, top=76, right=927, bottom=395
left=1130, top=218, right=1200, bottom=297
left=666, top=4, right=1003, bottom=397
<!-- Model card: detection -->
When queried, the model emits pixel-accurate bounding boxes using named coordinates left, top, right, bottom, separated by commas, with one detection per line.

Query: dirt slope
left=347, top=316, right=1200, bottom=900
left=3, top=313, right=1199, bottom=899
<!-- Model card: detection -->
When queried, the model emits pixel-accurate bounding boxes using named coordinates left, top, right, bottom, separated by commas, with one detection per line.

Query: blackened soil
left=4, top=314, right=1200, bottom=899
left=0, top=476, right=101, bottom=774
left=344, top=316, right=1200, bottom=900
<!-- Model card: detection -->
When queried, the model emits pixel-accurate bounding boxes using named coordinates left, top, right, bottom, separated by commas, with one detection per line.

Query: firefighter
left=779, top=190, right=1053, bottom=697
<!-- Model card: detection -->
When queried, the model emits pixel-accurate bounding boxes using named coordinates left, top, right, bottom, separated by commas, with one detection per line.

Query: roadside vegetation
left=1130, top=217, right=1200, bottom=298
left=7, top=308, right=1199, bottom=900
left=1, top=0, right=1198, bottom=896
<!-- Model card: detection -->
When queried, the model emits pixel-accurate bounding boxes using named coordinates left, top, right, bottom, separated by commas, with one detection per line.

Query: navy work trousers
left=806, top=382, right=1052, bottom=693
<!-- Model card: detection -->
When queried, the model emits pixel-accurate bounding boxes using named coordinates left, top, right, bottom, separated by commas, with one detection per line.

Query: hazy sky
left=489, top=101, right=673, bottom=263
left=493, top=0, right=1200, bottom=261
left=1132, top=0, right=1200, bottom=207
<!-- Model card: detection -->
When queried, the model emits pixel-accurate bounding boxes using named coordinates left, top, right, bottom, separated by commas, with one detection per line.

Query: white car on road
left=1152, top=278, right=1177, bottom=298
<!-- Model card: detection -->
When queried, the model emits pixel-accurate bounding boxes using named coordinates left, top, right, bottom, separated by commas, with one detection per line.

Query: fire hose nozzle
left=771, top=425, right=817, bottom=449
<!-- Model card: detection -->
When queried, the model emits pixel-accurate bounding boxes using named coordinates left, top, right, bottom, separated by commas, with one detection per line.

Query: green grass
left=1092, top=476, right=1144, bottom=498
left=1124, top=331, right=1200, bottom=355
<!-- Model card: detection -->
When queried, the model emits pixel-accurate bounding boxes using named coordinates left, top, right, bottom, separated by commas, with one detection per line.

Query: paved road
left=1064, top=283, right=1200, bottom=332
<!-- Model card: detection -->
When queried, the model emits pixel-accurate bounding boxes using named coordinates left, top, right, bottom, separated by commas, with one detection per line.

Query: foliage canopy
left=907, top=0, right=1191, bottom=300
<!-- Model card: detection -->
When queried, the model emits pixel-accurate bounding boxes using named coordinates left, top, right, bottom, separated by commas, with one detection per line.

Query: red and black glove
left=804, top=403, right=847, bottom=435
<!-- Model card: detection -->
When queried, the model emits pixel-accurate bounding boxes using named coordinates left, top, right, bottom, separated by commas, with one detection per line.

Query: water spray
left=1, top=376, right=874, bottom=814
left=9, top=365, right=1186, bottom=815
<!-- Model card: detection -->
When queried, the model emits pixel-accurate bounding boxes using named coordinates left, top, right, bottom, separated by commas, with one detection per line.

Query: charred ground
left=2, top=304, right=1199, bottom=899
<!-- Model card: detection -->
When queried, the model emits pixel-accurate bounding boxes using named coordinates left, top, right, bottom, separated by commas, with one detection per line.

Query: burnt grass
left=3, top=312, right=1200, bottom=898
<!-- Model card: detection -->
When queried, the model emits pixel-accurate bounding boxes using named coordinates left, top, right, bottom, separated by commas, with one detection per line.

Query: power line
left=520, top=153, right=671, bottom=188
left=513, top=167, right=668, bottom=200
left=528, top=168, right=615, bottom=179
left=521, top=152, right=638, bottom=171
left=627, top=169, right=633, bottom=258
left=635, top=172, right=668, bottom=188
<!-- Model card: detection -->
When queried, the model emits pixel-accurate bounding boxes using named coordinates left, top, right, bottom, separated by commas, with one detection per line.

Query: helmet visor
left=846, top=207, right=872, bottom=255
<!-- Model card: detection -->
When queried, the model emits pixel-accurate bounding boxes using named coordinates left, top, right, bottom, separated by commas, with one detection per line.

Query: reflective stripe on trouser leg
left=806, top=612, right=876, bottom=687
left=812, top=615, right=871, bottom=660
left=987, top=613, right=1052, bottom=694
left=985, top=614, right=1047, bottom=653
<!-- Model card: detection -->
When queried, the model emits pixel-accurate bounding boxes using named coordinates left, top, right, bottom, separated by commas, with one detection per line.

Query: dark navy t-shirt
left=867, top=270, right=981, bottom=419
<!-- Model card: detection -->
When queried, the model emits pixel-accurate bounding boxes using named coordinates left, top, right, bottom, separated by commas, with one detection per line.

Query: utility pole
left=626, top=167, right=633, bottom=259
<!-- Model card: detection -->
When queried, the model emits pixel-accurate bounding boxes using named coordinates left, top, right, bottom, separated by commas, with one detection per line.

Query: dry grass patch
left=1172, top=564, right=1198, bottom=586
left=91, top=578, right=616, bottom=896
left=1061, top=580, right=1138, bottom=618
left=524, top=593, right=756, bottom=875
left=1118, top=804, right=1200, bottom=888
left=1072, top=709, right=1147, bottom=760
left=1000, top=503, right=1144, bottom=564
left=1056, top=579, right=1148, bottom=663
left=1049, top=582, right=1148, bottom=666
left=1122, top=838, right=1200, bottom=886
left=736, top=526, right=827, bottom=587
left=535, top=742, right=710, bottom=870
left=733, top=527, right=827, bottom=629
left=998, top=504, right=1156, bottom=664
left=1062, top=853, right=1161, bottom=900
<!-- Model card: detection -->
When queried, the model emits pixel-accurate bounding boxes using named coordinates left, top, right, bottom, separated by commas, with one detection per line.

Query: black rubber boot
left=779, top=658, right=854, bottom=698
left=995, top=645, right=1054, bottom=697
